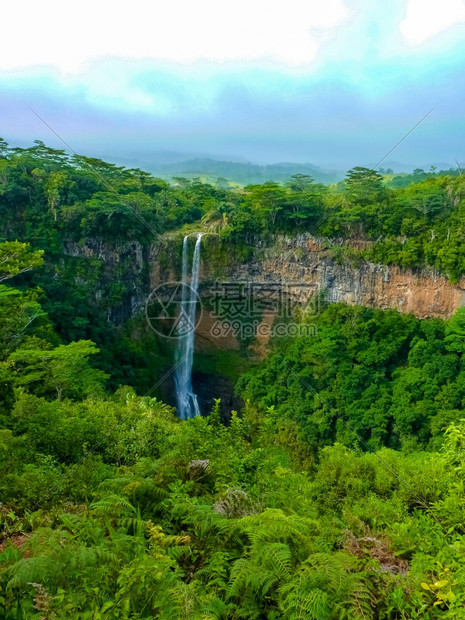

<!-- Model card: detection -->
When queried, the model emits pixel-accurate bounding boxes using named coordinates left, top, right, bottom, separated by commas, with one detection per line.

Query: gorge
left=60, top=232, right=465, bottom=418
left=65, top=233, right=465, bottom=327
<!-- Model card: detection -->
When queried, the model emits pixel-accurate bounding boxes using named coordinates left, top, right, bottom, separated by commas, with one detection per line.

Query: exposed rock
left=64, top=238, right=150, bottom=323
left=65, top=233, right=465, bottom=328
left=206, top=235, right=465, bottom=320
left=61, top=234, right=465, bottom=412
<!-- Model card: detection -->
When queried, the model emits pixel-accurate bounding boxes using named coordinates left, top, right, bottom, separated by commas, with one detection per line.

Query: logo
left=145, top=281, right=203, bottom=339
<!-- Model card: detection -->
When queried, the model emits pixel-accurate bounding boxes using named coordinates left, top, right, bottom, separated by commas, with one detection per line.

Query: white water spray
left=174, top=233, right=202, bottom=419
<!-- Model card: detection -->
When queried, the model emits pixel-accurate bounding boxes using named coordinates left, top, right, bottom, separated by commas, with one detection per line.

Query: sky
left=1, top=0, right=465, bottom=170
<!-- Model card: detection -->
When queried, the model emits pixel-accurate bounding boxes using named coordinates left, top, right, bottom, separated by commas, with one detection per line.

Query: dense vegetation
left=1, top=139, right=465, bottom=388
left=1, top=244, right=465, bottom=617
left=1, top=141, right=465, bottom=617
left=2, top=139, right=465, bottom=281
left=238, top=302, right=465, bottom=453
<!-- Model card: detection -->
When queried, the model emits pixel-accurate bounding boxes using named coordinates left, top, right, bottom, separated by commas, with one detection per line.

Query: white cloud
left=0, top=0, right=349, bottom=72
left=400, top=0, right=465, bottom=45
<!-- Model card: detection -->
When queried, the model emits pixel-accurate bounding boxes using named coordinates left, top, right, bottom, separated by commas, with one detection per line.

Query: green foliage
left=2, top=385, right=465, bottom=618
left=2, top=141, right=465, bottom=399
left=238, top=304, right=465, bottom=452
left=6, top=339, right=108, bottom=401
left=0, top=242, right=44, bottom=284
left=2, top=144, right=465, bottom=617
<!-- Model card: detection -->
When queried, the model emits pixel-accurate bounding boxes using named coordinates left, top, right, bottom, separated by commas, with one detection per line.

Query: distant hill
left=149, top=158, right=343, bottom=185
left=373, top=160, right=455, bottom=174
left=105, top=152, right=461, bottom=186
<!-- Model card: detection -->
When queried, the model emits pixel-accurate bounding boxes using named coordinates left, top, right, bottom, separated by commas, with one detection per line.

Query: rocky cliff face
left=223, top=236, right=465, bottom=319
left=150, top=234, right=465, bottom=321
left=65, top=233, right=465, bottom=325
left=64, top=238, right=150, bottom=324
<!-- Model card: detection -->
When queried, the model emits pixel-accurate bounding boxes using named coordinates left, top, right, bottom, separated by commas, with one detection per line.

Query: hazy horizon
left=1, top=0, right=465, bottom=169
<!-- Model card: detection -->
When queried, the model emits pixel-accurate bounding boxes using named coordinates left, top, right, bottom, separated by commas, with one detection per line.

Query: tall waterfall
left=174, top=233, right=202, bottom=419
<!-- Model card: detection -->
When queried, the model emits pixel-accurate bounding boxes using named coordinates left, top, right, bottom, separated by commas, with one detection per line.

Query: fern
left=90, top=493, right=135, bottom=517
left=281, top=587, right=331, bottom=619
left=228, top=542, right=291, bottom=601
left=200, top=595, right=236, bottom=619
left=346, top=575, right=375, bottom=619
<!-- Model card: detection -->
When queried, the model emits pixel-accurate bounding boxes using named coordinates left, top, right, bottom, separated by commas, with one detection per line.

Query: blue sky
left=1, top=0, right=464, bottom=169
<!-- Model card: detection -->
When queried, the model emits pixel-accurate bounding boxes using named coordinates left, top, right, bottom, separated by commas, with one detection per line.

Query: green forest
left=1, top=140, right=465, bottom=618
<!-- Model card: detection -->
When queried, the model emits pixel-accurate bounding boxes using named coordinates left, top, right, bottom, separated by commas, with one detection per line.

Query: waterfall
left=174, top=233, right=202, bottom=419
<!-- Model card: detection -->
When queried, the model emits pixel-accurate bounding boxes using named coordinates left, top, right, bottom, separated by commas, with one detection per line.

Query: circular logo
left=145, top=281, right=203, bottom=339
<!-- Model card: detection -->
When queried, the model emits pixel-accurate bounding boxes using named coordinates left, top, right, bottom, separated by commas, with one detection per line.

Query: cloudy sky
left=1, top=0, right=464, bottom=169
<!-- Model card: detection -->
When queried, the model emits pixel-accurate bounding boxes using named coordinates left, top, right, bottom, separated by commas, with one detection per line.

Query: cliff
left=65, top=233, right=465, bottom=325
left=150, top=234, right=465, bottom=321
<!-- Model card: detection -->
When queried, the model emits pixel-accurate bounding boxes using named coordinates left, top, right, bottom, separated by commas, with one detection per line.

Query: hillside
left=150, top=157, right=343, bottom=185
left=1, top=141, right=465, bottom=617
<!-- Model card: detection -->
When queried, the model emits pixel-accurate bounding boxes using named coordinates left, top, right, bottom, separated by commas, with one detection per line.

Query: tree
left=403, top=184, right=447, bottom=217
left=7, top=339, right=108, bottom=401
left=0, top=137, right=9, bottom=158
left=0, top=241, right=44, bottom=284
left=445, top=307, right=465, bottom=354
left=246, top=182, right=287, bottom=227
left=344, top=167, right=385, bottom=206
left=283, top=188, right=325, bottom=228
left=285, top=174, right=315, bottom=193
left=44, top=170, right=74, bottom=221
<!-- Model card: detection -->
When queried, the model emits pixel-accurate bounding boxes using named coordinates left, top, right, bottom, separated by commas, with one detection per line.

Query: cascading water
left=174, top=233, right=202, bottom=419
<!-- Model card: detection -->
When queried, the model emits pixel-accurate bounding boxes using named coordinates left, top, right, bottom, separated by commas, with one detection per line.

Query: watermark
left=208, top=282, right=320, bottom=320
left=145, top=280, right=319, bottom=340
left=211, top=319, right=317, bottom=339
left=145, top=281, right=203, bottom=339
left=207, top=281, right=319, bottom=340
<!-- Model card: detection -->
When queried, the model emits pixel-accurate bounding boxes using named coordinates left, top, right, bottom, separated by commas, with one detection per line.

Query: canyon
left=62, top=233, right=465, bottom=414
left=65, top=233, right=465, bottom=327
